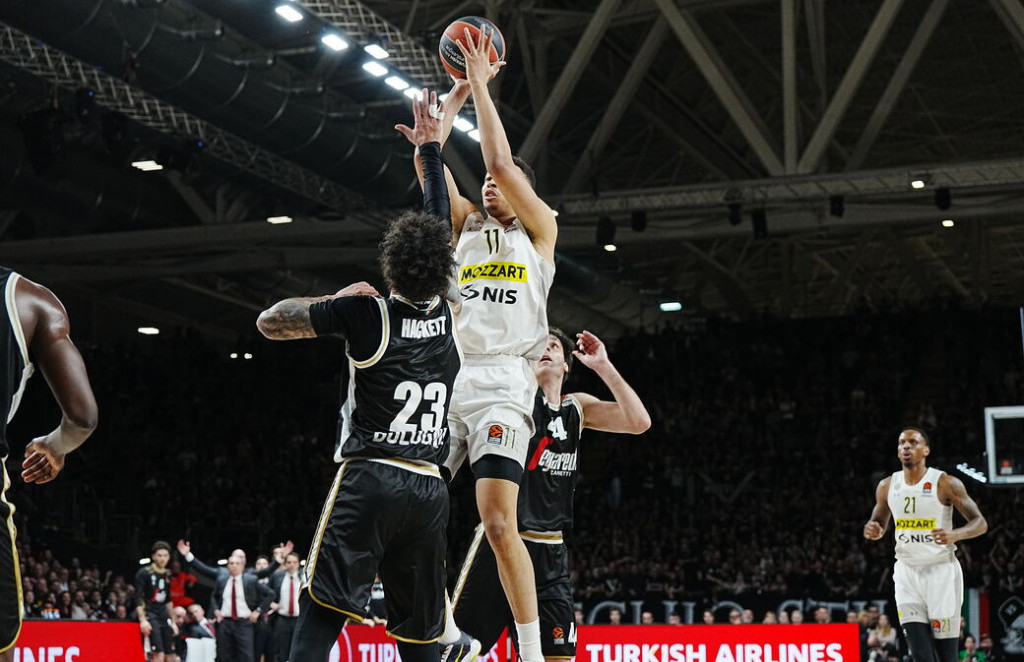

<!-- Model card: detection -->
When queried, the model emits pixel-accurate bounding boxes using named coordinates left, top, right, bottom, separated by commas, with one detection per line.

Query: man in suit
left=185, top=604, right=217, bottom=640
left=267, top=553, right=302, bottom=662
left=177, top=542, right=273, bottom=662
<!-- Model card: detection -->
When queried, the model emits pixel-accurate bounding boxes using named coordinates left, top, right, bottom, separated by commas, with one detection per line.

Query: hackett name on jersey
left=372, top=428, right=447, bottom=447
left=400, top=317, right=447, bottom=339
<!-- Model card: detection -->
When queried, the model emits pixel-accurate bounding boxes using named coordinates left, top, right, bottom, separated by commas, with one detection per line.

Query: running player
left=864, top=428, right=988, bottom=662
left=452, top=329, right=649, bottom=659
left=0, top=269, right=97, bottom=661
left=397, top=28, right=557, bottom=662
left=136, top=540, right=177, bottom=662
left=258, top=89, right=458, bottom=662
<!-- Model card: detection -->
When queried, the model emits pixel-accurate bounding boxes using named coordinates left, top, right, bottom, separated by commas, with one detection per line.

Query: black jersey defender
left=303, top=293, right=461, bottom=643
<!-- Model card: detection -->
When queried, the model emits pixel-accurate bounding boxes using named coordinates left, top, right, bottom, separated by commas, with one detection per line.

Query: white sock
left=440, top=593, right=461, bottom=645
left=515, top=619, right=543, bottom=661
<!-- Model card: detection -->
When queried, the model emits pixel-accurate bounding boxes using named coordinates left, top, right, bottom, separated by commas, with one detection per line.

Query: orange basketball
left=439, top=16, right=506, bottom=79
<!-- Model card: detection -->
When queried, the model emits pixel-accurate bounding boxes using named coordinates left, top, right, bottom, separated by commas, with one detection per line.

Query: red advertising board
left=330, top=626, right=511, bottom=662
left=577, top=625, right=861, bottom=662
left=11, top=620, right=146, bottom=662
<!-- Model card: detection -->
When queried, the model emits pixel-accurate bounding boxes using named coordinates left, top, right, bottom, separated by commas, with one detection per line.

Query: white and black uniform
left=887, top=468, right=962, bottom=637
left=446, top=215, right=555, bottom=476
left=0, top=268, right=32, bottom=655
left=302, top=294, right=460, bottom=643
left=453, top=391, right=583, bottom=657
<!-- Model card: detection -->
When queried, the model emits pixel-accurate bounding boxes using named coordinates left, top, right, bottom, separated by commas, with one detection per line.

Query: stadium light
left=131, top=160, right=163, bottom=172
left=274, top=5, right=303, bottom=22
left=385, top=76, right=409, bottom=91
left=244, top=353, right=253, bottom=360
left=321, top=33, right=349, bottom=51
left=362, top=61, right=388, bottom=77
left=137, top=327, right=160, bottom=335
left=452, top=117, right=474, bottom=133
left=267, top=215, right=293, bottom=224
left=467, top=129, right=481, bottom=142
left=942, top=219, right=955, bottom=228
left=402, top=87, right=419, bottom=99
left=139, top=557, right=151, bottom=565
left=364, top=44, right=389, bottom=59
left=956, top=462, right=987, bottom=483
left=660, top=301, right=683, bottom=312
left=603, top=244, right=617, bottom=252
left=230, top=353, right=238, bottom=359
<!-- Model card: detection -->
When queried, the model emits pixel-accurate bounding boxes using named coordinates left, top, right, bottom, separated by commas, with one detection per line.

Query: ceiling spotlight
left=244, top=353, right=253, bottom=360
left=727, top=202, right=742, bottom=226
left=230, top=353, right=238, bottom=359
left=274, top=4, right=303, bottom=22
left=137, top=327, right=160, bottom=335
left=935, top=187, right=951, bottom=211
left=267, top=216, right=293, bottom=224
left=603, top=244, right=617, bottom=252
left=402, top=87, right=419, bottom=99
left=909, top=173, right=931, bottom=189
left=364, top=43, right=390, bottom=59
left=362, top=61, right=388, bottom=77
left=659, top=301, right=683, bottom=312
left=452, top=117, right=474, bottom=132
left=631, top=210, right=647, bottom=232
left=321, top=33, right=349, bottom=51
left=384, top=76, right=410, bottom=91
left=596, top=215, right=616, bottom=246
left=131, top=160, right=163, bottom=172
left=829, top=194, right=844, bottom=218
left=751, top=208, right=768, bottom=239
left=942, top=219, right=955, bottom=228
left=467, top=129, right=481, bottom=142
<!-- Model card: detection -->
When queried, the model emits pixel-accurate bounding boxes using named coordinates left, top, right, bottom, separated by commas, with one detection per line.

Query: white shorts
left=444, top=356, right=537, bottom=477
left=894, top=558, right=963, bottom=637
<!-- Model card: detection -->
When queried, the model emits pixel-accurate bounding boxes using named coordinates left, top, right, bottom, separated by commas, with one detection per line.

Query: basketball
left=439, top=16, right=506, bottom=79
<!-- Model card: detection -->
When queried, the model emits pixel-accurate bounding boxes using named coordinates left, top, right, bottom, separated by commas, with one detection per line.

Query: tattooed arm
left=257, top=282, right=380, bottom=340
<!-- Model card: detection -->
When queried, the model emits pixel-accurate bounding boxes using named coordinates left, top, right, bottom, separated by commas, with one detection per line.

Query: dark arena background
left=1, top=0, right=1023, bottom=661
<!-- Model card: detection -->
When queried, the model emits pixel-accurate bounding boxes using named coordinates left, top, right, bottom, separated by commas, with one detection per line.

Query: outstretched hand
left=454, top=26, right=505, bottom=86
left=395, top=89, right=446, bottom=147
left=177, top=539, right=191, bottom=556
left=572, top=331, right=610, bottom=370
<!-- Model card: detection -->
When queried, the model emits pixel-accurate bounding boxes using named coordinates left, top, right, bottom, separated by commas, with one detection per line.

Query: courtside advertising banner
left=329, top=627, right=511, bottom=662
left=11, top=620, right=146, bottom=661
left=577, top=625, right=861, bottom=662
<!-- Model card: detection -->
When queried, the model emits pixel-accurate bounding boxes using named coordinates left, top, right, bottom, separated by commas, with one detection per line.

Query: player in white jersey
left=864, top=427, right=987, bottom=662
left=396, top=27, right=556, bottom=662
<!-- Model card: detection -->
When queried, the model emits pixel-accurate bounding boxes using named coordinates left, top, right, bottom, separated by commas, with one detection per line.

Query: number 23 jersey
left=310, top=295, right=461, bottom=467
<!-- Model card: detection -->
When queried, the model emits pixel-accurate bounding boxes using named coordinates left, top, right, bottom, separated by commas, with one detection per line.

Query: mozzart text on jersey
left=584, top=643, right=847, bottom=662
left=458, top=261, right=529, bottom=283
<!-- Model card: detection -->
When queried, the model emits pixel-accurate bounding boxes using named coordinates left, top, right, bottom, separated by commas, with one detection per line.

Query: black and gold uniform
left=453, top=390, right=583, bottom=657
left=0, top=268, right=33, bottom=654
left=303, top=292, right=460, bottom=643
left=135, top=564, right=174, bottom=654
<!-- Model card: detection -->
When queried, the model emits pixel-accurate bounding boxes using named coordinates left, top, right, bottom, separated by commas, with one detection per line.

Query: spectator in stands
left=978, top=634, right=1000, bottom=662
left=814, top=606, right=830, bottom=623
left=186, top=604, right=217, bottom=640
left=762, top=611, right=777, bottom=624
left=742, top=609, right=755, bottom=624
left=702, top=610, right=714, bottom=624
left=777, top=611, right=789, bottom=624
left=791, top=609, right=804, bottom=624
left=728, top=609, right=742, bottom=625
left=169, top=560, right=196, bottom=609
left=668, top=612, right=682, bottom=625
left=961, top=635, right=985, bottom=662
left=641, top=611, right=656, bottom=625
left=609, top=608, right=622, bottom=625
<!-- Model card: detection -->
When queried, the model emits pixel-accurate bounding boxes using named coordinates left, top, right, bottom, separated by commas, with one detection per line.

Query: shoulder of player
left=937, top=472, right=965, bottom=498
left=877, top=475, right=893, bottom=497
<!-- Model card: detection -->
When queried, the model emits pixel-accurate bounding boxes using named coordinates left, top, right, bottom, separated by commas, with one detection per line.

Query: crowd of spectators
left=6, top=306, right=1023, bottom=633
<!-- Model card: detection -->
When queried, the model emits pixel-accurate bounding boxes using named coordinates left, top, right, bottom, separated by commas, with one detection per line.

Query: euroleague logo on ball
left=439, top=16, right=506, bottom=79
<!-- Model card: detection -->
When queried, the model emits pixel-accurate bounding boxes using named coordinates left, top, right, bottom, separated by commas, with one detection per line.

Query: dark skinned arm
left=863, top=476, right=892, bottom=540
left=932, top=474, right=988, bottom=545
left=16, top=277, right=98, bottom=484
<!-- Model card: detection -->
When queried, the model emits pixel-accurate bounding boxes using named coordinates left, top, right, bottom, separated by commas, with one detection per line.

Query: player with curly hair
left=257, top=89, right=460, bottom=662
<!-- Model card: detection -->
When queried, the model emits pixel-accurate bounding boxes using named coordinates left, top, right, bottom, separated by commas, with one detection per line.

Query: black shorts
left=0, top=458, right=22, bottom=654
left=452, top=526, right=576, bottom=658
left=146, top=618, right=176, bottom=654
left=305, top=459, right=449, bottom=643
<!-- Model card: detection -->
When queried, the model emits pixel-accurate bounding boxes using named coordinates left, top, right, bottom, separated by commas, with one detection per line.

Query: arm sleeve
left=419, top=141, right=451, bottom=222
left=185, top=555, right=220, bottom=580
left=135, top=570, right=147, bottom=612
left=308, top=296, right=385, bottom=362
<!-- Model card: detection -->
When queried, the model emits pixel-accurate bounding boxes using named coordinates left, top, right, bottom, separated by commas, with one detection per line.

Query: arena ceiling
left=1, top=0, right=1024, bottom=341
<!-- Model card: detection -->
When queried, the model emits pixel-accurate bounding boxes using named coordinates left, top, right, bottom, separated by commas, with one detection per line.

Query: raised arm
left=933, top=474, right=988, bottom=545
left=569, top=331, right=650, bottom=434
left=458, top=28, right=557, bottom=264
left=398, top=83, right=479, bottom=239
left=863, top=476, right=892, bottom=540
left=256, top=282, right=380, bottom=340
left=17, top=277, right=98, bottom=484
left=177, top=539, right=220, bottom=580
